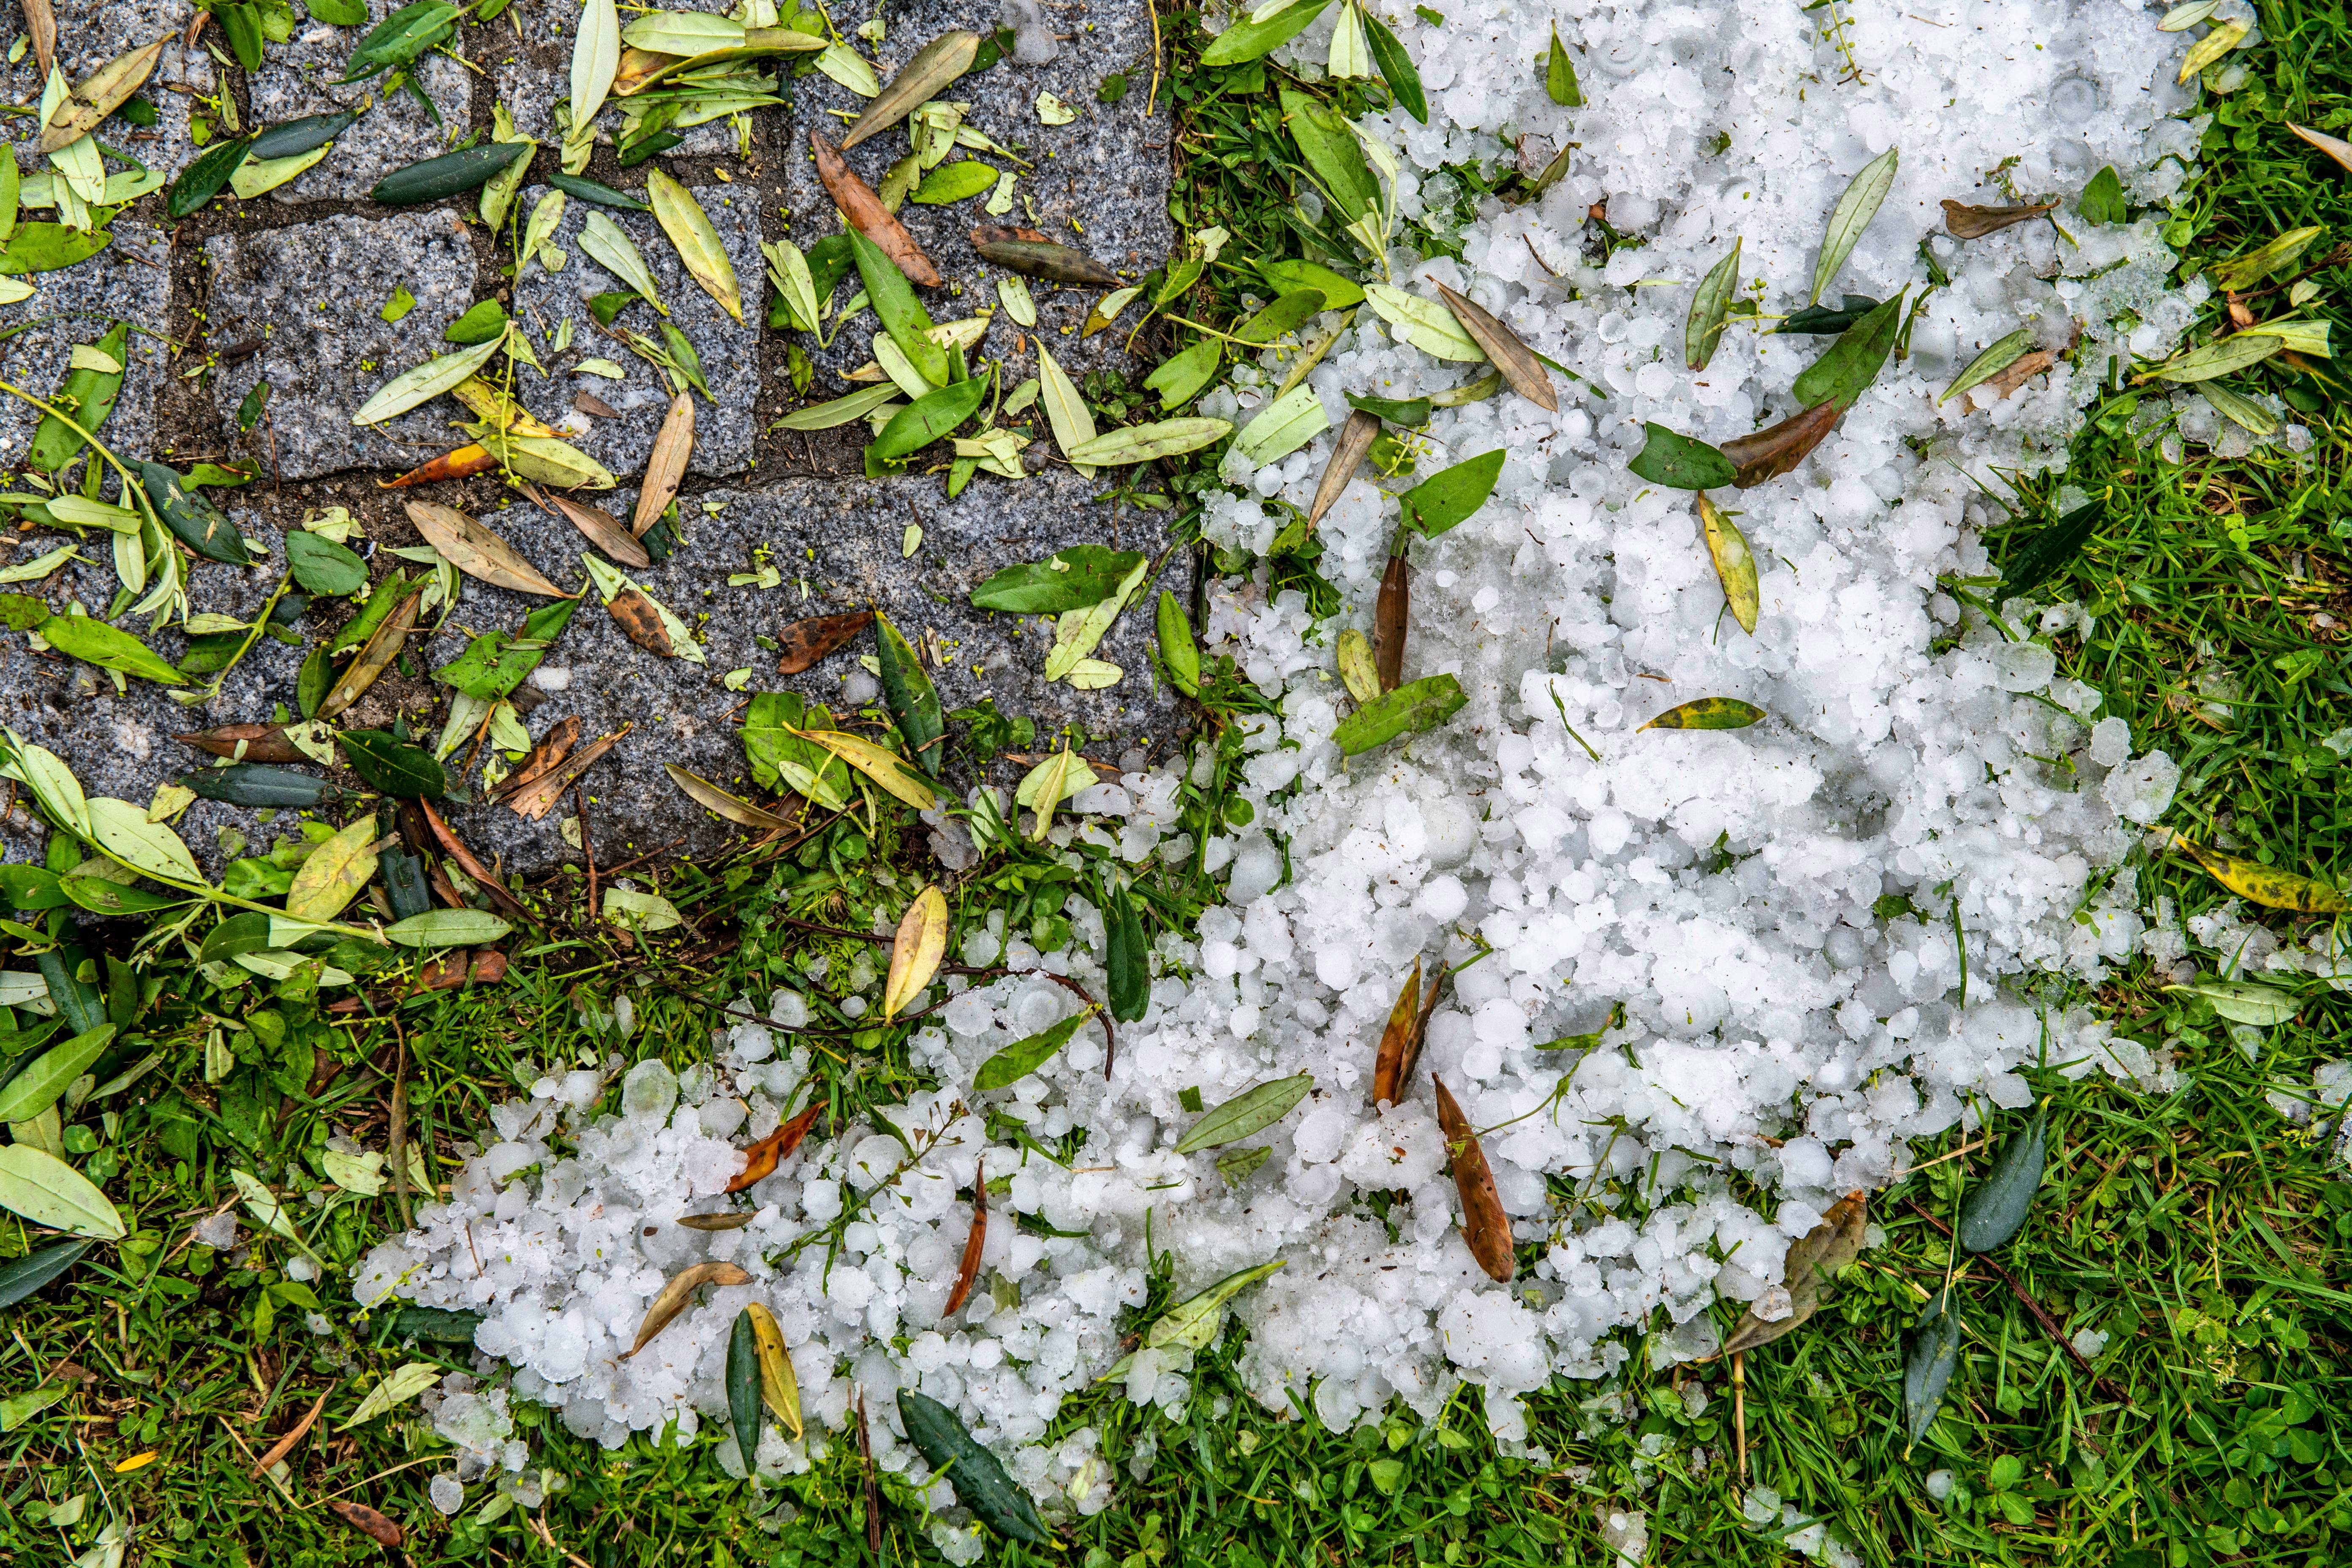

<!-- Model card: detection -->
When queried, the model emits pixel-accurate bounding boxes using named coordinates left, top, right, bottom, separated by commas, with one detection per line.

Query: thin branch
left=1906, top=1199, right=2135, bottom=1408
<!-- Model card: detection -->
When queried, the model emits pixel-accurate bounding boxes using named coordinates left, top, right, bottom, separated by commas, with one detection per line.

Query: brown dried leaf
left=317, top=589, right=420, bottom=721
left=24, top=0, right=54, bottom=80
left=551, top=495, right=651, bottom=569
left=504, top=724, right=629, bottom=821
left=776, top=610, right=874, bottom=674
left=608, top=588, right=675, bottom=656
left=676, top=1210, right=757, bottom=1231
left=625, top=1261, right=753, bottom=1358
left=665, top=761, right=798, bottom=831
left=633, top=392, right=694, bottom=536
left=2289, top=120, right=2352, bottom=175
left=1433, top=1076, right=1514, bottom=1282
left=413, top=949, right=508, bottom=992
left=326, top=1500, right=403, bottom=1548
left=575, top=391, right=622, bottom=419
left=1434, top=282, right=1556, bottom=411
left=942, top=1160, right=987, bottom=1318
left=1978, top=348, right=2056, bottom=401
left=968, top=229, right=1121, bottom=286
left=1940, top=198, right=2058, bottom=239
left=1720, top=1191, right=1868, bottom=1356
left=970, top=223, right=1050, bottom=246
left=251, top=1388, right=333, bottom=1475
left=1308, top=408, right=1380, bottom=529
left=727, top=1099, right=824, bottom=1192
left=384, top=443, right=500, bottom=489
left=610, top=44, right=671, bottom=96
left=416, top=796, right=534, bottom=917
left=1374, top=551, right=1408, bottom=692
left=492, top=715, right=583, bottom=801
left=1370, top=958, right=1422, bottom=1108
left=404, top=501, right=571, bottom=598
left=177, top=723, right=301, bottom=764
left=1720, top=400, right=1843, bottom=489
left=811, top=130, right=942, bottom=288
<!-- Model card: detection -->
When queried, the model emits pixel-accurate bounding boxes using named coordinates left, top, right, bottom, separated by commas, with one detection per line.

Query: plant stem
left=0, top=379, right=165, bottom=541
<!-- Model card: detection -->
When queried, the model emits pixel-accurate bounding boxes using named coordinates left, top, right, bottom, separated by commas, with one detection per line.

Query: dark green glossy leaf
left=36, top=948, right=104, bottom=1037
left=200, top=911, right=275, bottom=962
left=1545, top=24, right=1582, bottom=106
left=179, top=763, right=337, bottom=809
left=1684, top=239, right=1741, bottom=371
left=1200, top=0, right=1334, bottom=65
left=284, top=531, right=368, bottom=596
left=1998, top=501, right=2103, bottom=598
left=873, top=612, right=945, bottom=778
left=897, top=1390, right=1051, bottom=1544
left=1255, top=257, right=1365, bottom=310
left=1775, top=294, right=1881, bottom=336
left=337, top=730, right=447, bottom=799
left=379, top=1305, right=484, bottom=1343
left=1154, top=589, right=1200, bottom=696
left=220, top=3, right=266, bottom=70
left=444, top=299, right=508, bottom=344
left=30, top=321, right=128, bottom=474
left=166, top=139, right=252, bottom=219
left=0, top=864, right=69, bottom=911
left=249, top=110, right=359, bottom=162
left=971, top=546, right=1146, bottom=615
left=1399, top=449, right=1504, bottom=538
left=61, top=876, right=184, bottom=915
left=142, top=460, right=250, bottom=564
left=1902, top=1288, right=1962, bottom=1451
left=973, top=1010, right=1090, bottom=1091
left=846, top=224, right=947, bottom=389
left=327, top=569, right=416, bottom=656
left=0, top=1240, right=91, bottom=1310
left=588, top=289, right=639, bottom=327
left=1627, top=423, right=1736, bottom=490
left=549, top=173, right=649, bottom=212
left=1280, top=87, right=1378, bottom=223
left=1361, top=7, right=1426, bottom=122
left=370, top=142, right=531, bottom=205
left=869, top=376, right=986, bottom=463
left=1104, top=877, right=1148, bottom=1023
left=1790, top=290, right=1905, bottom=409
left=1640, top=697, right=1764, bottom=731
left=727, top=1309, right=761, bottom=1474
left=342, top=0, right=463, bottom=82
left=1333, top=673, right=1466, bottom=757
left=297, top=643, right=334, bottom=719
left=1958, top=1110, right=2047, bottom=1253
left=431, top=599, right=578, bottom=700
left=1345, top=390, right=1430, bottom=426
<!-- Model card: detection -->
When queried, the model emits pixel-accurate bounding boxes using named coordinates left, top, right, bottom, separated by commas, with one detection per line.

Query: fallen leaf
left=1434, top=282, right=1555, bottom=411
left=842, top=29, right=979, bottom=150
left=1978, top=348, right=2056, bottom=401
left=626, top=1262, right=753, bottom=1358
left=746, top=1300, right=801, bottom=1437
left=968, top=228, right=1120, bottom=285
left=884, top=885, right=949, bottom=1019
left=1308, top=408, right=1379, bottom=528
left=327, top=1500, right=404, bottom=1547
left=634, top=392, right=695, bottom=536
left=942, top=1159, right=986, bottom=1317
left=549, top=493, right=651, bottom=568
left=575, top=390, right=622, bottom=419
left=1335, top=627, right=1380, bottom=705
left=675, top=1210, right=757, bottom=1230
left=176, top=723, right=302, bottom=764
left=788, top=724, right=937, bottom=809
left=2289, top=120, right=2352, bottom=176
left=1940, top=198, right=2058, bottom=239
left=1697, top=494, right=1760, bottom=635
left=1720, top=1192, right=1868, bottom=1355
left=1433, top=1077, right=1514, bottom=1282
left=1719, top=400, right=1843, bottom=488
left=1641, top=697, right=1766, bottom=731
left=416, top=796, right=533, bottom=918
left=342, top=1362, right=441, bottom=1428
left=316, top=588, right=420, bottom=721
left=2173, top=836, right=2352, bottom=913
left=812, top=131, right=941, bottom=288
left=609, top=588, right=676, bottom=655
left=491, top=716, right=582, bottom=801
left=404, top=501, right=569, bottom=597
left=250, top=1388, right=333, bottom=1475
left=666, top=762, right=797, bottom=831
left=1373, top=550, right=1407, bottom=691
left=646, top=170, right=743, bottom=323
left=776, top=610, right=874, bottom=673
left=502, top=725, right=628, bottom=822
left=729, top=1099, right=823, bottom=1191
left=1370, top=958, right=1421, bottom=1107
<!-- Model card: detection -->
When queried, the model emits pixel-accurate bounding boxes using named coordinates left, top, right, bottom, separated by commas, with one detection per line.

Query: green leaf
left=1684, top=238, right=1741, bottom=371
left=1957, top=1110, right=2046, bottom=1252
left=30, top=321, right=128, bottom=474
left=386, top=909, right=513, bottom=948
left=369, top=142, right=532, bottom=205
left=87, top=797, right=203, bottom=883
left=1333, top=673, right=1466, bottom=755
left=1154, top=590, right=1200, bottom=696
left=911, top=160, right=999, bottom=204
left=1997, top=500, right=2103, bottom=598
left=1235, top=288, right=1328, bottom=345
left=336, top=730, right=447, bottom=798
left=166, top=139, right=251, bottom=220
left=1176, top=1075, right=1314, bottom=1154
left=1640, top=697, right=1764, bottom=730
left=770, top=384, right=905, bottom=432
left=727, top=1309, right=762, bottom=1473
left=39, top=614, right=188, bottom=686
left=379, top=1304, right=485, bottom=1343
left=142, top=460, right=250, bottom=565
left=60, top=876, right=184, bottom=916
left=1789, top=290, right=1905, bottom=408
left=873, top=612, right=945, bottom=778
left=1361, top=8, right=1426, bottom=122
left=1939, top=327, right=2036, bottom=406
left=1256, top=257, right=1366, bottom=310
left=1216, top=1144, right=1271, bottom=1184
left=2169, top=980, right=2299, bottom=1026
left=36, top=950, right=104, bottom=1036
left=579, top=213, right=667, bottom=316
left=1811, top=146, right=1899, bottom=305
left=1280, top=87, right=1378, bottom=223
left=351, top=333, right=510, bottom=426
left=0, top=1024, right=116, bottom=1124
left=250, top=109, right=360, bottom=161
left=0, top=1239, right=91, bottom=1311
left=1144, top=339, right=1222, bottom=410
left=1146, top=1260, right=1286, bottom=1350
left=1626, top=423, right=1736, bottom=490
left=973, top=1010, right=1091, bottom=1091
left=847, top=224, right=947, bottom=389
left=0, top=1144, right=125, bottom=1240
left=1345, top=391, right=1430, bottom=426
left=1776, top=294, right=1882, bottom=335
left=284, top=530, right=369, bottom=596
left=2150, top=333, right=2282, bottom=383
left=1545, top=24, right=1582, bottom=106
left=869, top=376, right=987, bottom=463
left=343, top=1, right=465, bottom=82
left=179, top=764, right=336, bottom=809
left=1364, top=283, right=1485, bottom=361
left=1901, top=1288, right=1962, bottom=1451
left=898, top=1391, right=1051, bottom=1544
left=1236, top=386, right=1328, bottom=464
left=2079, top=164, right=2126, bottom=225
left=444, top=298, right=509, bottom=344
left=2212, top=226, right=2327, bottom=294
left=1103, top=877, right=1148, bottom=1022
left=1200, top=0, right=1336, bottom=66
left=1400, top=449, right=1504, bottom=538
left=1066, top=417, right=1232, bottom=466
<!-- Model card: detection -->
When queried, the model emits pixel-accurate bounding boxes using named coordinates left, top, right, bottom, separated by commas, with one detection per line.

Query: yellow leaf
left=646, top=169, right=743, bottom=323
left=785, top=725, right=937, bottom=810
left=626, top=1261, right=752, bottom=1358
left=1697, top=493, right=1760, bottom=635
left=884, top=885, right=948, bottom=1019
left=745, top=1301, right=801, bottom=1437
left=2175, top=836, right=2351, bottom=914
left=286, top=816, right=380, bottom=923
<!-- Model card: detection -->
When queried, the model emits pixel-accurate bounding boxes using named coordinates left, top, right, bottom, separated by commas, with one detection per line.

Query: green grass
left=11, top=4, right=2352, bottom=1566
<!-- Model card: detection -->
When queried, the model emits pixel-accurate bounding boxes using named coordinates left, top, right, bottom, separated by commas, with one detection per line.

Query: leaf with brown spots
left=503, top=725, right=629, bottom=822
left=943, top=1159, right=986, bottom=1317
left=550, top=494, right=651, bottom=569
left=728, top=1099, right=823, bottom=1192
left=383, top=443, right=500, bottom=488
left=676, top=1210, right=757, bottom=1231
left=1373, top=549, right=1408, bottom=691
left=812, top=130, right=942, bottom=287
left=1434, top=282, right=1556, bottom=411
left=1979, top=349, right=2056, bottom=401
left=490, top=715, right=583, bottom=801
left=626, top=1261, right=753, bottom=1358
left=326, top=1500, right=403, bottom=1547
left=1433, top=1076, right=1514, bottom=1282
left=776, top=610, right=874, bottom=674
left=608, top=588, right=676, bottom=656
left=1719, top=400, right=1843, bottom=489
left=1940, top=198, right=2058, bottom=239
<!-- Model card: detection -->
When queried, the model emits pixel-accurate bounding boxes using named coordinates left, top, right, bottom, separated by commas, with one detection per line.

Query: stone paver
left=242, top=0, right=472, bottom=204
left=0, top=219, right=173, bottom=472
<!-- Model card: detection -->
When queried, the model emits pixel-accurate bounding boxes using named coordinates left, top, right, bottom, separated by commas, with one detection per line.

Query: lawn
left=6, top=2, right=2352, bottom=1566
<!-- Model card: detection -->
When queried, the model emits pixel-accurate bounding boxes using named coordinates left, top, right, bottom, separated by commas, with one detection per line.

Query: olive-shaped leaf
left=1957, top=1111, right=2046, bottom=1253
left=1902, top=1287, right=1962, bottom=1453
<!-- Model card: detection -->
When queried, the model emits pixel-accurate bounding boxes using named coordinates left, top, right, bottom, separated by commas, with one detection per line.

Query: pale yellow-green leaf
left=0, top=1144, right=122, bottom=1239
left=1064, top=417, right=1233, bottom=465
left=286, top=815, right=380, bottom=923
left=1363, top=283, right=1484, bottom=361
left=578, top=211, right=667, bottom=316
left=2179, top=19, right=2248, bottom=82
left=818, top=40, right=880, bottom=96
left=571, top=0, right=621, bottom=131
left=1045, top=554, right=1151, bottom=682
left=1236, top=385, right=1328, bottom=463
left=85, top=797, right=201, bottom=885
left=230, top=143, right=330, bottom=199
left=1036, top=343, right=1097, bottom=477
left=883, top=885, right=949, bottom=1019
left=646, top=169, right=742, bottom=323
left=352, top=333, right=511, bottom=425
left=343, top=1363, right=444, bottom=1429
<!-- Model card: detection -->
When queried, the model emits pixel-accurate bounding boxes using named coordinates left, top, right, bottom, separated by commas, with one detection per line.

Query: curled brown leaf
left=1370, top=959, right=1422, bottom=1108
left=1434, top=282, right=1557, bottom=411
left=551, top=494, right=651, bottom=569
left=1374, top=551, right=1408, bottom=692
left=383, top=443, right=500, bottom=489
left=1308, top=409, right=1379, bottom=529
left=1940, top=198, right=2059, bottom=240
left=811, top=131, right=942, bottom=288
left=326, top=1500, right=404, bottom=1547
left=608, top=588, right=677, bottom=656
left=776, top=610, right=874, bottom=674
left=1433, top=1076, right=1514, bottom=1282
left=250, top=1388, right=333, bottom=1475
left=727, top=1099, right=824, bottom=1192
left=943, top=1160, right=986, bottom=1318
left=504, top=724, right=629, bottom=821
left=626, top=1261, right=753, bottom=1358
left=633, top=392, right=694, bottom=537
left=1720, top=400, right=1843, bottom=489
left=417, top=795, right=533, bottom=918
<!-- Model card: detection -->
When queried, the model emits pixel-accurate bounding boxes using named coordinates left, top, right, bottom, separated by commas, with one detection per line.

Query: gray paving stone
left=0, top=219, right=173, bottom=476
left=202, top=207, right=484, bottom=478
left=509, top=182, right=762, bottom=478
left=774, top=0, right=1173, bottom=392
left=243, top=0, right=472, bottom=204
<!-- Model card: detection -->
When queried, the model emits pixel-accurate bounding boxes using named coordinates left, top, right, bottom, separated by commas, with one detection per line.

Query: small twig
left=388, top=1024, right=411, bottom=1232
left=577, top=785, right=598, bottom=924
left=532, top=1513, right=595, bottom=1568
left=1732, top=1351, right=1748, bottom=1483
left=1906, top=1200, right=2134, bottom=1407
